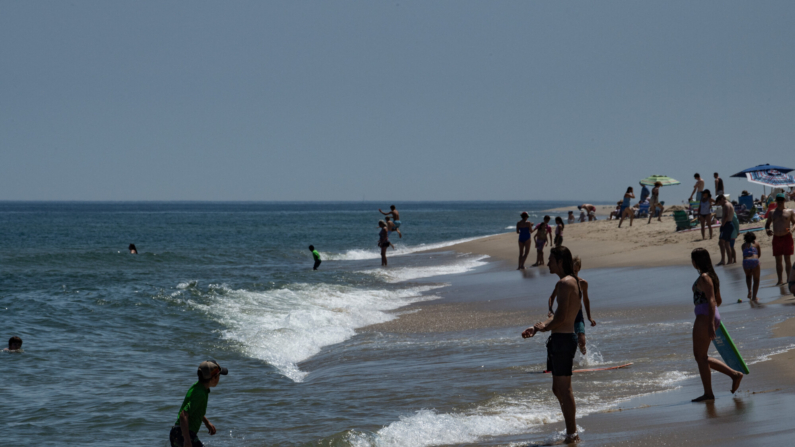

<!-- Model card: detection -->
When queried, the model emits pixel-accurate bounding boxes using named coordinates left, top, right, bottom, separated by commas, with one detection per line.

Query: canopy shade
left=745, top=171, right=795, bottom=188
left=639, top=175, right=680, bottom=186
left=730, top=164, right=794, bottom=178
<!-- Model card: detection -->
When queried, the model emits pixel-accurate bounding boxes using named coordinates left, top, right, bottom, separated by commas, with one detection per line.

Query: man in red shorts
left=765, top=193, right=795, bottom=285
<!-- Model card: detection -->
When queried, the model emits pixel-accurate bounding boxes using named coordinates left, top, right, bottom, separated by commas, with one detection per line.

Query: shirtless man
left=578, top=204, right=597, bottom=222
left=714, top=172, right=725, bottom=196
left=384, top=217, right=398, bottom=249
left=716, top=195, right=735, bottom=266
left=379, top=205, right=402, bottom=238
left=689, top=173, right=705, bottom=202
left=522, top=246, right=582, bottom=443
left=765, top=193, right=795, bottom=285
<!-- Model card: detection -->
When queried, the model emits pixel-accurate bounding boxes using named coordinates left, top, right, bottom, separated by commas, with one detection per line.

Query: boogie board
left=712, top=322, right=750, bottom=375
left=543, top=363, right=633, bottom=374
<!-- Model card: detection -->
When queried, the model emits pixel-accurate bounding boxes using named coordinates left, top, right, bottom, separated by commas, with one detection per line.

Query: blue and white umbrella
left=745, top=169, right=795, bottom=187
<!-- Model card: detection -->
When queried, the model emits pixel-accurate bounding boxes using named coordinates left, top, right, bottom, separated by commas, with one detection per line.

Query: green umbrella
left=639, top=175, right=681, bottom=187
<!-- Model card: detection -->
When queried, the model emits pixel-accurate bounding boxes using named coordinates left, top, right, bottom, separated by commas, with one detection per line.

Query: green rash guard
left=174, top=382, right=210, bottom=433
left=312, top=250, right=321, bottom=261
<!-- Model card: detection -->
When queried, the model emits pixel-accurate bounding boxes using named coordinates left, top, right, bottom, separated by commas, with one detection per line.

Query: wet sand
left=363, top=209, right=795, bottom=446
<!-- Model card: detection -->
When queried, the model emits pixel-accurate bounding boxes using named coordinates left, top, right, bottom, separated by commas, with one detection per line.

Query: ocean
left=2, top=201, right=793, bottom=446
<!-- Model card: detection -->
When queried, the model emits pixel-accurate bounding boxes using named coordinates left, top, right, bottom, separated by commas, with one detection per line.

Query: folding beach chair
left=635, top=202, right=650, bottom=218
left=738, top=195, right=754, bottom=213
left=674, top=210, right=697, bottom=231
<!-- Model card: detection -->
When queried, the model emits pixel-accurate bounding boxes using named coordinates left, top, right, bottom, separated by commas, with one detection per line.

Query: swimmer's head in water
left=8, top=336, right=22, bottom=350
left=128, top=243, right=137, bottom=253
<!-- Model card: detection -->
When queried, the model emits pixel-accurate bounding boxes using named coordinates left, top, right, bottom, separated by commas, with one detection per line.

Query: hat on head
left=776, top=193, right=787, bottom=200
left=198, top=360, right=228, bottom=380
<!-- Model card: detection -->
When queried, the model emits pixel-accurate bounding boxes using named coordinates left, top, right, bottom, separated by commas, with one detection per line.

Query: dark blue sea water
left=2, top=201, right=793, bottom=447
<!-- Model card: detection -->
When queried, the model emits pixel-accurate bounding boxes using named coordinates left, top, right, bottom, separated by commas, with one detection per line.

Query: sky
left=1, top=1, right=794, bottom=202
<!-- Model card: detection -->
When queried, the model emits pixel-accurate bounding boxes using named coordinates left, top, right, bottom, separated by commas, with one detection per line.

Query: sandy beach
left=363, top=206, right=795, bottom=446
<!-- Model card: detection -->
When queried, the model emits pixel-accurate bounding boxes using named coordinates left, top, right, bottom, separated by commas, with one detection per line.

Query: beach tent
left=639, top=175, right=680, bottom=186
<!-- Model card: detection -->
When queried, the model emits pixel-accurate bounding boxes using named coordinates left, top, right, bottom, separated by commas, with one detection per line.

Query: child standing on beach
left=548, top=256, right=595, bottom=355
left=740, top=233, right=761, bottom=301
left=309, top=245, right=321, bottom=270
left=532, top=216, right=552, bottom=267
left=554, top=217, right=565, bottom=248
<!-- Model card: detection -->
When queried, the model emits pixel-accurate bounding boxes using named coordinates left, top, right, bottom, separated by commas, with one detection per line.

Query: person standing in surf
left=689, top=248, right=743, bottom=402
left=522, top=246, right=582, bottom=443
left=765, top=193, right=795, bottom=285
left=309, top=245, right=321, bottom=270
left=170, top=360, right=228, bottom=447
left=516, top=212, right=533, bottom=270
left=378, top=205, right=402, bottom=238
left=548, top=256, right=595, bottom=355
left=378, top=220, right=390, bottom=267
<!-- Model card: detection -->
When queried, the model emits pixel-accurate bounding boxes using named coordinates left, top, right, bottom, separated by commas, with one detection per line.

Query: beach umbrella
left=730, top=163, right=794, bottom=178
left=639, top=175, right=680, bottom=187
left=744, top=170, right=795, bottom=188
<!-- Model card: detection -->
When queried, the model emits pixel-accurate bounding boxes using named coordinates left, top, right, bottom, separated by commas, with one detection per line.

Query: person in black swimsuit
left=378, top=221, right=389, bottom=267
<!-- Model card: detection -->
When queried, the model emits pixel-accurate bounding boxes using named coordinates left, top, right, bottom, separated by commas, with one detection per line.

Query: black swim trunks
left=313, top=260, right=322, bottom=270
left=170, top=426, right=204, bottom=447
left=546, top=333, right=578, bottom=376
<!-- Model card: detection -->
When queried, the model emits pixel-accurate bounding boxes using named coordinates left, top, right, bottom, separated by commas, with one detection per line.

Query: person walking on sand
left=170, top=360, right=228, bottom=447
left=532, top=216, right=553, bottom=267
left=765, top=193, right=795, bottom=285
left=548, top=256, right=595, bottom=355
left=378, top=205, right=402, bottom=238
left=522, top=246, right=582, bottom=443
left=698, top=190, right=715, bottom=240
left=554, top=216, right=565, bottom=248
left=378, top=221, right=390, bottom=266
left=647, top=181, right=665, bottom=223
left=516, top=212, right=533, bottom=270
left=689, top=248, right=743, bottom=402
left=714, top=172, right=725, bottom=196
left=578, top=204, right=597, bottom=222
left=309, top=245, right=321, bottom=270
left=741, top=233, right=762, bottom=302
left=716, top=195, right=735, bottom=266
left=617, top=187, right=635, bottom=228
left=689, top=173, right=705, bottom=202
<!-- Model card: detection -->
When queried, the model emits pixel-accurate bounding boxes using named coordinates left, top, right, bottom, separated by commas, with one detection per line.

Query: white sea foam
left=181, top=283, right=441, bottom=382
left=747, top=343, right=795, bottom=365
left=361, top=255, right=490, bottom=283
left=346, top=370, right=691, bottom=447
left=321, top=235, right=496, bottom=261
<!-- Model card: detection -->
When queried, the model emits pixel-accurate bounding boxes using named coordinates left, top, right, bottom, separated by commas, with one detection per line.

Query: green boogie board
left=712, top=321, right=750, bottom=374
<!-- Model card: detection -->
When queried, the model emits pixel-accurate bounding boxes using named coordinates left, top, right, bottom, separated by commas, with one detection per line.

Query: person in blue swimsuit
left=617, top=187, right=635, bottom=228
left=516, top=211, right=533, bottom=270
left=689, top=248, right=743, bottom=402
left=379, top=205, right=402, bottom=238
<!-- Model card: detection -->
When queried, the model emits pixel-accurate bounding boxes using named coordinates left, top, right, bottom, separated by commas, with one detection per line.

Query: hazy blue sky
left=2, top=1, right=793, bottom=201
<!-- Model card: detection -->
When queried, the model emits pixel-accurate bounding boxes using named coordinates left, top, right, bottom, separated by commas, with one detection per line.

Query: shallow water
left=2, top=201, right=794, bottom=446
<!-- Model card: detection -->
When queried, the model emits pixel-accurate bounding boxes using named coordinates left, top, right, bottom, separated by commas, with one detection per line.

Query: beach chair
left=635, top=202, right=650, bottom=218
left=738, top=195, right=754, bottom=212
left=689, top=201, right=700, bottom=217
left=674, top=210, right=697, bottom=231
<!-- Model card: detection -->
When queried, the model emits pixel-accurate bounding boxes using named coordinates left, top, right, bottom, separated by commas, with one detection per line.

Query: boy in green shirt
left=309, top=245, right=321, bottom=270
left=170, top=360, right=228, bottom=447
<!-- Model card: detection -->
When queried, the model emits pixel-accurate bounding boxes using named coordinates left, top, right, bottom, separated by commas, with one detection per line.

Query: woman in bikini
left=689, top=248, right=743, bottom=402
left=378, top=220, right=390, bottom=266
left=647, top=181, right=665, bottom=224
left=617, top=187, right=635, bottom=228
left=516, top=212, right=533, bottom=270
left=532, top=215, right=552, bottom=267
left=698, top=190, right=715, bottom=240
left=741, top=232, right=762, bottom=302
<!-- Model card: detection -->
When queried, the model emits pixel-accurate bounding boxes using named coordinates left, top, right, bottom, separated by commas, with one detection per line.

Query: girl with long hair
left=689, top=248, right=743, bottom=401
